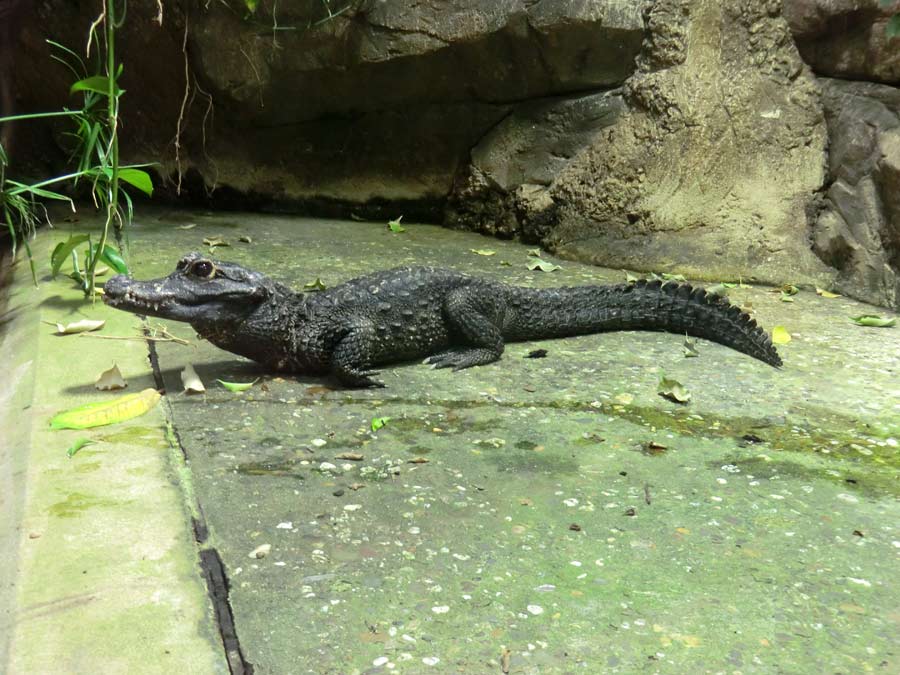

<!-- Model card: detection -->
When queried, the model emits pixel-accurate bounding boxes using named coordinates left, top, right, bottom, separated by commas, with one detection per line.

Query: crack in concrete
left=146, top=334, right=253, bottom=675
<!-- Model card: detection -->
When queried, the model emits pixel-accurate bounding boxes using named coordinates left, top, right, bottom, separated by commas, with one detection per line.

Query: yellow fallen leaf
left=50, top=388, right=161, bottom=430
left=816, top=288, right=840, bottom=299
left=771, top=325, right=791, bottom=345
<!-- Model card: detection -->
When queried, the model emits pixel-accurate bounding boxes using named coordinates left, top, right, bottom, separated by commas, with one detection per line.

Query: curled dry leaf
left=335, top=452, right=365, bottom=461
left=658, top=375, right=691, bottom=404
left=95, top=363, right=127, bottom=391
left=181, top=363, right=206, bottom=394
left=408, top=457, right=429, bottom=464
left=55, top=319, right=105, bottom=335
left=527, top=258, right=561, bottom=272
left=683, top=336, right=699, bottom=358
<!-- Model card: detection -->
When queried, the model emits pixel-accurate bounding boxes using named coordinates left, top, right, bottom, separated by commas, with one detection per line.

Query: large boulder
left=783, top=0, right=900, bottom=84
left=449, top=0, right=833, bottom=286
left=812, top=79, right=900, bottom=309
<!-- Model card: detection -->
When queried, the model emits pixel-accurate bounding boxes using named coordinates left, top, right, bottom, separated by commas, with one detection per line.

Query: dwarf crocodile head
left=103, top=252, right=276, bottom=328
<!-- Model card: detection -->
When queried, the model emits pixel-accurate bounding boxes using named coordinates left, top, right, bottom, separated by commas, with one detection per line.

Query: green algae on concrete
left=0, top=233, right=227, bottom=674
left=119, top=208, right=899, bottom=673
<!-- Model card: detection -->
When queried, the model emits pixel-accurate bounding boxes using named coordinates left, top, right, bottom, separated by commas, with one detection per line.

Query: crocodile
left=103, top=252, right=782, bottom=387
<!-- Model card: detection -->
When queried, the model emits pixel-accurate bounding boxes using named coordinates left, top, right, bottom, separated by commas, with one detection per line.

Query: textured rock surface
left=11, top=0, right=645, bottom=205
left=450, top=0, right=833, bottom=287
left=446, top=91, right=626, bottom=241
left=813, top=78, right=900, bottom=309
left=784, top=0, right=900, bottom=84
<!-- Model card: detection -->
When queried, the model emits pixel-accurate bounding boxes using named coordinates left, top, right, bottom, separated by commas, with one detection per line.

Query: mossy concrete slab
left=116, top=208, right=899, bottom=674
left=0, top=235, right=226, bottom=674
left=14, top=210, right=900, bottom=674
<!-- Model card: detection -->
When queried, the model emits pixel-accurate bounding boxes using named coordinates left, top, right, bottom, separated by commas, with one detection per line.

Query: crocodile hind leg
left=425, top=287, right=505, bottom=371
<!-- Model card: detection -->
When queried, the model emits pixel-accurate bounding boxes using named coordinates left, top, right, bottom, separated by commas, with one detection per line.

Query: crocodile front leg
left=331, top=324, right=386, bottom=388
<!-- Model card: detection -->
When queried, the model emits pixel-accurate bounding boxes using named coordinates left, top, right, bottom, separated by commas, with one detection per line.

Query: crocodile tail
left=504, top=279, right=782, bottom=367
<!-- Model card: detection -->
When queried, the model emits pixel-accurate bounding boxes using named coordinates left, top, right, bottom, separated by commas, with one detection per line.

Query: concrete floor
left=3, top=208, right=899, bottom=674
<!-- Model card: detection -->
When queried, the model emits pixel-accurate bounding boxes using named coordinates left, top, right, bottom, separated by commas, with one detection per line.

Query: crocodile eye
left=191, top=260, right=215, bottom=278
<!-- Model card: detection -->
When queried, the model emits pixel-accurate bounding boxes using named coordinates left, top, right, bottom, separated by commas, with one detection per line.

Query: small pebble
left=248, top=544, right=271, bottom=559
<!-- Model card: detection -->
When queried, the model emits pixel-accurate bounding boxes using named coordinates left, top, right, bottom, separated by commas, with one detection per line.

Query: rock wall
left=449, top=0, right=832, bottom=287
left=7, top=0, right=900, bottom=308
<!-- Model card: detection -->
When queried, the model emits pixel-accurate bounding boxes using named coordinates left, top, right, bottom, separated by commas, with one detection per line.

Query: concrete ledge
left=0, top=232, right=226, bottom=674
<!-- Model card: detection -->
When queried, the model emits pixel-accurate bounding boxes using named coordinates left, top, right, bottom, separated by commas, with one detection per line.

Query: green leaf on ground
left=850, top=315, right=896, bottom=328
left=202, top=237, right=229, bottom=248
left=780, top=293, right=795, bottom=303
left=66, top=438, right=95, bottom=458
left=706, top=283, right=728, bottom=297
left=527, top=248, right=541, bottom=257
left=658, top=374, right=691, bottom=404
left=50, top=388, right=161, bottom=430
left=304, top=278, right=327, bottom=291
left=217, top=378, right=258, bottom=392
left=388, top=216, right=406, bottom=233
left=624, top=270, right=640, bottom=283
left=470, top=249, right=496, bottom=256
left=661, top=273, right=687, bottom=282
left=527, top=259, right=561, bottom=272
left=772, top=325, right=792, bottom=344
left=371, top=416, right=391, bottom=432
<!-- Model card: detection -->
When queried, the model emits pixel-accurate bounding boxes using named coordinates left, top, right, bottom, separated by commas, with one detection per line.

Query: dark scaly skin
left=104, top=252, right=782, bottom=388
